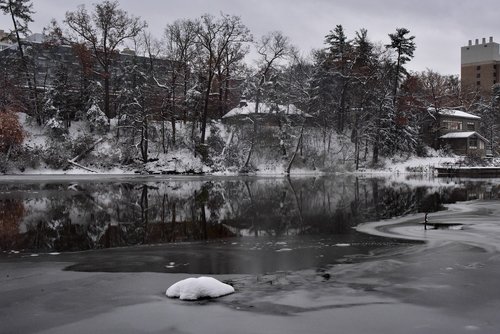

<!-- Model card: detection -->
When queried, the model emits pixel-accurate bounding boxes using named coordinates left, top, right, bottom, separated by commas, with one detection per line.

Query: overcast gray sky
left=1, top=0, right=498, bottom=75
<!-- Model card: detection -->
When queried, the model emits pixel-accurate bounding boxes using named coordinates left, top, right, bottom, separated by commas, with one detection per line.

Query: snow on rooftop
left=223, top=102, right=311, bottom=118
left=440, top=131, right=488, bottom=142
left=432, top=108, right=481, bottom=120
left=440, top=131, right=477, bottom=139
left=166, top=277, right=235, bottom=300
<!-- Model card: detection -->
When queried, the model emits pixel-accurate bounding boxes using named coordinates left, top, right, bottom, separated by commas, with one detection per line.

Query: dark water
left=0, top=175, right=499, bottom=274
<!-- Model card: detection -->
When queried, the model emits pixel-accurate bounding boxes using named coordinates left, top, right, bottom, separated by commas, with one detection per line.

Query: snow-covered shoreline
left=0, top=155, right=463, bottom=178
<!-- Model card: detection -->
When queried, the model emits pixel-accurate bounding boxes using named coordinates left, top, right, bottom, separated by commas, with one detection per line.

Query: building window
left=477, top=73, right=481, bottom=78
left=467, top=122, right=475, bottom=131
left=477, top=81, right=481, bottom=85
left=494, top=72, right=497, bottom=77
left=442, top=120, right=463, bottom=130
left=469, top=138, right=478, bottom=149
left=477, top=65, right=481, bottom=70
left=494, top=65, right=497, bottom=70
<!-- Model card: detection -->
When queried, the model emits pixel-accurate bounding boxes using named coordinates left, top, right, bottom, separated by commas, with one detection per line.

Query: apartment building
left=0, top=29, right=14, bottom=51
left=461, top=37, right=500, bottom=94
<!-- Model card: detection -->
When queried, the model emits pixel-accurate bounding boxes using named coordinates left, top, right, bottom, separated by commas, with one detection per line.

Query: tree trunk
left=200, top=72, right=214, bottom=145
left=141, top=116, right=149, bottom=163
left=243, top=117, right=257, bottom=169
left=255, top=87, right=261, bottom=114
left=217, top=65, right=224, bottom=118
left=355, top=136, right=360, bottom=170
left=224, top=67, right=230, bottom=115
left=183, top=64, right=189, bottom=122
left=372, top=132, right=379, bottom=166
left=161, top=116, right=166, bottom=153
left=104, top=73, right=110, bottom=120
left=286, top=123, right=305, bottom=174
left=171, top=73, right=177, bottom=146
left=9, top=6, right=39, bottom=124
left=170, top=118, right=176, bottom=148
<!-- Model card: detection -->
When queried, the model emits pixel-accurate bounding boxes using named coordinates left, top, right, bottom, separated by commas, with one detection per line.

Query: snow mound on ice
left=166, top=277, right=235, bottom=300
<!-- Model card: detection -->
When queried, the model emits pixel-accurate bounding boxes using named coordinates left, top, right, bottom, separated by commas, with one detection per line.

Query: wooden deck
left=436, top=166, right=500, bottom=177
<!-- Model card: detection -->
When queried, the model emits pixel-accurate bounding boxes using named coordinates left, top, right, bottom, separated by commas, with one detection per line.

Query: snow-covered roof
left=223, top=102, right=311, bottom=118
left=25, top=33, right=45, bottom=43
left=440, top=131, right=488, bottom=142
left=431, top=108, right=481, bottom=120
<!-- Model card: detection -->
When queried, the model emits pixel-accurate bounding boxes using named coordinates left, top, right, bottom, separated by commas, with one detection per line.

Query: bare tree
left=63, top=0, right=146, bottom=120
left=0, top=0, right=41, bottom=122
left=162, top=19, right=199, bottom=147
left=242, top=31, right=293, bottom=169
left=0, top=0, right=32, bottom=61
left=216, top=38, right=248, bottom=118
left=254, top=31, right=293, bottom=114
left=196, top=13, right=252, bottom=149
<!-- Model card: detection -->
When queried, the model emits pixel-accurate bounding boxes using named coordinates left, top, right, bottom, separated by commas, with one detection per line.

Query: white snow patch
left=223, top=102, right=311, bottom=118
left=465, top=325, right=480, bottom=331
left=433, top=108, right=481, bottom=120
left=448, top=225, right=464, bottom=230
left=275, top=248, right=293, bottom=252
left=165, top=262, right=176, bottom=269
left=359, top=155, right=460, bottom=175
left=166, top=277, right=234, bottom=300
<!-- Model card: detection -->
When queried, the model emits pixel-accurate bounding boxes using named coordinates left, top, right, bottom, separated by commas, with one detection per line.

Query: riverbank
left=5, top=112, right=482, bottom=177
left=1, top=154, right=464, bottom=177
left=2, top=200, right=500, bottom=333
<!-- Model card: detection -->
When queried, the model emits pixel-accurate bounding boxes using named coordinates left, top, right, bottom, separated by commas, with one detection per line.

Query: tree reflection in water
left=0, top=177, right=497, bottom=252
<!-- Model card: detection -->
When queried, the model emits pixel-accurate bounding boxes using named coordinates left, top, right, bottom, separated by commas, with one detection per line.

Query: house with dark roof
left=222, top=99, right=312, bottom=126
left=424, top=108, right=489, bottom=156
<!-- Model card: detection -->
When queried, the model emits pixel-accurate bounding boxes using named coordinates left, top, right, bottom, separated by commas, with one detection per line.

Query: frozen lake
left=1, top=175, right=500, bottom=333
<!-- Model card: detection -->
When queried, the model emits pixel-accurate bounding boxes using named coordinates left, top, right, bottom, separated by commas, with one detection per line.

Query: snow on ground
left=166, top=277, right=235, bottom=300
left=358, top=155, right=460, bottom=175
left=144, top=149, right=208, bottom=174
left=12, top=112, right=488, bottom=177
left=223, top=102, right=310, bottom=118
left=18, top=113, right=49, bottom=149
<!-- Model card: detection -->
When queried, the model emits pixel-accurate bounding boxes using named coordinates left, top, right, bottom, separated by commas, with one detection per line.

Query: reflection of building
left=424, top=108, right=488, bottom=156
left=461, top=37, right=500, bottom=94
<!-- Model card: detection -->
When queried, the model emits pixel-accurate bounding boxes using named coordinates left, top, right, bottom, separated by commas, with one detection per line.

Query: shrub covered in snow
left=42, top=139, right=73, bottom=169
left=166, top=277, right=235, bottom=300
left=10, top=145, right=43, bottom=172
left=45, top=117, right=68, bottom=138
left=86, top=102, right=109, bottom=134
left=0, top=153, right=12, bottom=173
